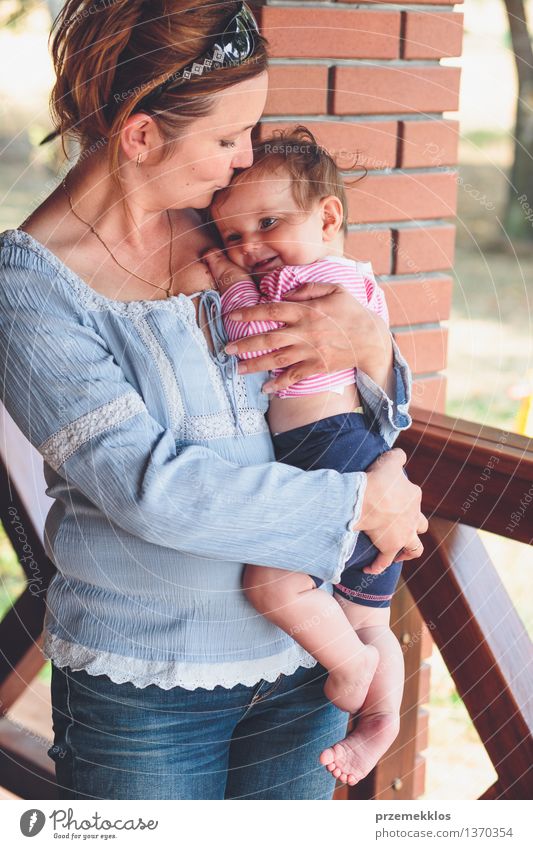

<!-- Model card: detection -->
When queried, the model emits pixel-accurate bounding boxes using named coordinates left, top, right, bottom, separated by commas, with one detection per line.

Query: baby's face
left=209, top=173, right=327, bottom=278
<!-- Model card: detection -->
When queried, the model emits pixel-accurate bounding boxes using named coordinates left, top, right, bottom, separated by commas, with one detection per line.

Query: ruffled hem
left=42, top=631, right=318, bottom=691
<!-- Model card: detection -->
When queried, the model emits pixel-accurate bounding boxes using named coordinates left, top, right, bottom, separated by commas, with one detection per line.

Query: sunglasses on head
left=137, top=2, right=260, bottom=108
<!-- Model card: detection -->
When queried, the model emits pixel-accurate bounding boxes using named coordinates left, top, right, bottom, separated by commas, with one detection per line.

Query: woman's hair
left=212, top=125, right=366, bottom=235
left=47, top=0, right=269, bottom=176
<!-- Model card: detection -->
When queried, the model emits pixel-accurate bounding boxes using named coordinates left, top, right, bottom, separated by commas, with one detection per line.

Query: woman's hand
left=353, top=449, right=428, bottom=574
left=223, top=281, right=393, bottom=394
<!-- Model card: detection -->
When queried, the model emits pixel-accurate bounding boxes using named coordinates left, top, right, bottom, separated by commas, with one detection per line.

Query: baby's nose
left=242, top=239, right=260, bottom=256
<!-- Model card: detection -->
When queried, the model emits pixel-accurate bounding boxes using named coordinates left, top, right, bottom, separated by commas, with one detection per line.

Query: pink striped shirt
left=220, top=255, right=389, bottom=398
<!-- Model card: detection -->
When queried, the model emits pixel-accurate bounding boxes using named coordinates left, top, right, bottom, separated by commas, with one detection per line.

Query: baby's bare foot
left=319, top=712, right=400, bottom=786
left=323, top=645, right=379, bottom=714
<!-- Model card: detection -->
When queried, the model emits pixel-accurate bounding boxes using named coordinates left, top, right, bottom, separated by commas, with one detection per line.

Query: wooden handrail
left=398, top=407, right=532, bottom=545
left=397, top=410, right=533, bottom=800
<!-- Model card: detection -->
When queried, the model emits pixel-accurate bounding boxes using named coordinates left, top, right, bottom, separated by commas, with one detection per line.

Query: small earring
left=136, top=153, right=142, bottom=168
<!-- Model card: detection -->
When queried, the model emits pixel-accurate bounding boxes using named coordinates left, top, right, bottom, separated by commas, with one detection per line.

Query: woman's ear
left=119, top=113, right=162, bottom=166
left=320, top=196, right=344, bottom=242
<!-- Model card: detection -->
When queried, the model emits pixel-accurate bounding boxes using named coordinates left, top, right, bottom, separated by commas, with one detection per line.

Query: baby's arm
left=201, top=248, right=294, bottom=361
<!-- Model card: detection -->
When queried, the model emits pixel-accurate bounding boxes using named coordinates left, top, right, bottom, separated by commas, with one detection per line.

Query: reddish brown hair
left=47, top=1, right=269, bottom=177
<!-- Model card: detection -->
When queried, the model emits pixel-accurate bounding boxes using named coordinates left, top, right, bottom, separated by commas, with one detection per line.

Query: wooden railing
left=1, top=410, right=532, bottom=799
left=339, top=408, right=533, bottom=801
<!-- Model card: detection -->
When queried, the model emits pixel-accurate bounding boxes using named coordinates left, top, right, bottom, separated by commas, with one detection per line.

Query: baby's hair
left=211, top=125, right=367, bottom=235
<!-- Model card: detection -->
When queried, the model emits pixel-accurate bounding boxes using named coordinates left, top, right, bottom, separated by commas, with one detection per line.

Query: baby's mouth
left=252, top=255, right=280, bottom=273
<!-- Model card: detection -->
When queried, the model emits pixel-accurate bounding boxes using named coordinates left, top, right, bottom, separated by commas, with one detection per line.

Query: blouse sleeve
left=0, top=263, right=364, bottom=584
left=353, top=261, right=412, bottom=445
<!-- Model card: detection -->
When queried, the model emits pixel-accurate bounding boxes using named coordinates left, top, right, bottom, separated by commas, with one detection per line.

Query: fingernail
left=228, top=311, right=242, bottom=320
left=237, top=363, right=247, bottom=374
left=225, top=343, right=237, bottom=354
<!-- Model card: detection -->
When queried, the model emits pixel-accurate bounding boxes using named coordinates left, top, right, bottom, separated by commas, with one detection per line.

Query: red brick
left=393, top=327, right=448, bottom=373
left=345, top=229, right=392, bottom=275
left=264, top=65, right=328, bottom=115
left=403, top=12, right=464, bottom=60
left=257, top=120, right=398, bottom=170
left=343, top=0, right=461, bottom=5
left=381, top=276, right=453, bottom=325
left=262, top=8, right=400, bottom=59
left=346, top=172, right=458, bottom=224
left=332, top=66, right=461, bottom=115
left=412, top=376, right=447, bottom=413
left=401, top=119, right=459, bottom=168
left=394, top=225, right=456, bottom=274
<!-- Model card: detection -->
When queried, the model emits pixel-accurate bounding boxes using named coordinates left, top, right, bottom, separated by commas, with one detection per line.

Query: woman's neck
left=65, top=148, right=172, bottom=252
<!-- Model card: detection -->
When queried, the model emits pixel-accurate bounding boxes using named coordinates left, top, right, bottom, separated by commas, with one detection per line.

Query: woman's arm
left=223, top=281, right=411, bottom=446
left=0, top=265, right=364, bottom=585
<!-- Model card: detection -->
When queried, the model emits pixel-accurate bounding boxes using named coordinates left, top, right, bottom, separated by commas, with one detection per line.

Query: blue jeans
left=48, top=662, right=349, bottom=800
left=273, top=412, right=403, bottom=607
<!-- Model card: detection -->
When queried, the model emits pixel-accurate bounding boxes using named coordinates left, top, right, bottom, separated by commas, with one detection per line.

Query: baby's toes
left=319, top=747, right=336, bottom=766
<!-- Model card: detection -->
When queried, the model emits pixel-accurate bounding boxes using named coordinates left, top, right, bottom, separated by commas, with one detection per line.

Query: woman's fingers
left=363, top=551, right=396, bottom=575
left=417, top=514, right=429, bottom=535
left=226, top=328, right=302, bottom=357
left=363, top=536, right=424, bottom=575
left=226, top=299, right=305, bottom=327
left=281, top=280, right=340, bottom=301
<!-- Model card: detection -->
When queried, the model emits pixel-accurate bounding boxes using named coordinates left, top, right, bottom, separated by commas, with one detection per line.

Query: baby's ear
left=321, top=196, right=344, bottom=240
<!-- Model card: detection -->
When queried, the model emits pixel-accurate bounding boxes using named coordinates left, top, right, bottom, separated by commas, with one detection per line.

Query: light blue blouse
left=0, top=229, right=411, bottom=690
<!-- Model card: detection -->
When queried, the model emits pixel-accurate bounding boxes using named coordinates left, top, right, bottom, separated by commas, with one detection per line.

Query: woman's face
left=150, top=71, right=269, bottom=212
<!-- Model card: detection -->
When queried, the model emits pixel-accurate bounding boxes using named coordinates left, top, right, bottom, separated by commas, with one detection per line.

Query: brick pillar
left=255, top=0, right=463, bottom=413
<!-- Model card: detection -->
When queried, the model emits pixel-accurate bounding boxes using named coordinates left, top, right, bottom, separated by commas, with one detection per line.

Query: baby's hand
left=200, top=248, right=251, bottom=293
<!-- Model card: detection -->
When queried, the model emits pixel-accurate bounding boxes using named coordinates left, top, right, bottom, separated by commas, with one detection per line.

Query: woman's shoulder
left=0, top=226, right=108, bottom=334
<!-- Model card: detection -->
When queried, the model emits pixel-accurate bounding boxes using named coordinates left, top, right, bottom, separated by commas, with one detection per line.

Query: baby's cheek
left=225, top=246, right=243, bottom=265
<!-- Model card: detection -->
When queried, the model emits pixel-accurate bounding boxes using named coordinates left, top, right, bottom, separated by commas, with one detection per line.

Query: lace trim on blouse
left=43, top=631, right=318, bottom=691
left=39, top=392, right=145, bottom=471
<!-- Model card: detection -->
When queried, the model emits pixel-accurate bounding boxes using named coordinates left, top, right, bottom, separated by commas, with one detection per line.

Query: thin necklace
left=62, top=174, right=174, bottom=299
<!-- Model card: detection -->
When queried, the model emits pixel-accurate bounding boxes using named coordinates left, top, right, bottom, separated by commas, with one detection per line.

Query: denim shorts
left=272, top=412, right=403, bottom=608
left=47, top=661, right=349, bottom=800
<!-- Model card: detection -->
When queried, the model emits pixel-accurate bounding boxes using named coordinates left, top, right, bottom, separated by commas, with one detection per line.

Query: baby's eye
left=220, top=140, right=237, bottom=148
left=225, top=233, right=241, bottom=243
left=260, top=217, right=277, bottom=229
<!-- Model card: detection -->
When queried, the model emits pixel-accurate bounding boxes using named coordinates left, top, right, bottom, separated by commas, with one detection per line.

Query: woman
left=0, top=1, right=426, bottom=799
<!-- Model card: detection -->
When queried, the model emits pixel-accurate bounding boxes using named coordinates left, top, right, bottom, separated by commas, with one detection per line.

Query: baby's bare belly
left=267, top=384, right=362, bottom=434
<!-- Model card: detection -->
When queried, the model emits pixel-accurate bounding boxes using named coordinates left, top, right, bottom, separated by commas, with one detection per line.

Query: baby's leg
left=319, top=600, right=404, bottom=786
left=243, top=564, right=378, bottom=714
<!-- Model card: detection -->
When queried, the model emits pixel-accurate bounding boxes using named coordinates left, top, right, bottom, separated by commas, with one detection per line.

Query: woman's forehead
left=204, top=72, right=269, bottom=130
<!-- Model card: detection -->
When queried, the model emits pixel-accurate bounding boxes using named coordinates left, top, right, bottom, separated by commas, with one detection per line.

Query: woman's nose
left=231, top=138, right=254, bottom=170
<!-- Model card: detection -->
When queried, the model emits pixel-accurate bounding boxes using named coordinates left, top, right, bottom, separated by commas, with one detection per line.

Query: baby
left=202, top=127, right=406, bottom=787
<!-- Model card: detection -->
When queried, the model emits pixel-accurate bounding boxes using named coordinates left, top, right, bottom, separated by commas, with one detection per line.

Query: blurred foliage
left=1, top=0, right=42, bottom=29
left=0, top=522, right=26, bottom=619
